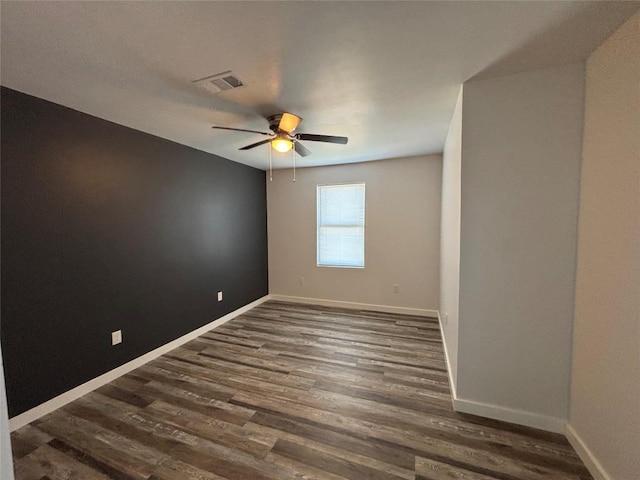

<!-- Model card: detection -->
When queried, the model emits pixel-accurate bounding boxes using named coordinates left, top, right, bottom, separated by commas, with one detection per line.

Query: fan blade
left=239, top=139, right=272, bottom=150
left=296, top=133, right=348, bottom=145
left=279, top=113, right=302, bottom=134
left=294, top=141, right=311, bottom=157
left=212, top=126, right=273, bottom=136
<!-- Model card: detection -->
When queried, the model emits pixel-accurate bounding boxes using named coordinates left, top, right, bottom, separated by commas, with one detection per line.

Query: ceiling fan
left=211, top=113, right=348, bottom=157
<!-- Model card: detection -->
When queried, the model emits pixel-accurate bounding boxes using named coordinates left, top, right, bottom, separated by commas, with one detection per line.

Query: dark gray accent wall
left=0, top=87, right=268, bottom=417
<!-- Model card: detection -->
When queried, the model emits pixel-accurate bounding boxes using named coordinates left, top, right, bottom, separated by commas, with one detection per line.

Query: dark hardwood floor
left=11, top=301, right=593, bottom=479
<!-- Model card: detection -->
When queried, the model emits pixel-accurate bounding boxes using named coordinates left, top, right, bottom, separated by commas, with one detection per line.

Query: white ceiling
left=1, top=1, right=638, bottom=170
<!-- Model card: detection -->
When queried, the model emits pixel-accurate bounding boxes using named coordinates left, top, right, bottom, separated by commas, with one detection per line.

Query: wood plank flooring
left=11, top=301, right=593, bottom=479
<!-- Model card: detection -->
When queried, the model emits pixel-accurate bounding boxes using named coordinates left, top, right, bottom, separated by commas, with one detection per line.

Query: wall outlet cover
left=111, top=330, right=122, bottom=346
left=217, top=291, right=223, bottom=302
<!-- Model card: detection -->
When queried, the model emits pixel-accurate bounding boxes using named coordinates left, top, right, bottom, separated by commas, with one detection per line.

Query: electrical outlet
left=299, top=276, right=305, bottom=286
left=444, top=313, right=449, bottom=326
left=393, top=284, right=399, bottom=294
left=111, top=330, right=122, bottom=346
left=217, top=291, right=223, bottom=302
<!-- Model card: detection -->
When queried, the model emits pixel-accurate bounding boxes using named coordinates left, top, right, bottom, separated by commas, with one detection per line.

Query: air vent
left=193, top=71, right=245, bottom=94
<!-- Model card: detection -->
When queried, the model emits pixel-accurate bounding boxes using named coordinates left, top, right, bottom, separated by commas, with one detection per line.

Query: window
left=317, top=183, right=365, bottom=268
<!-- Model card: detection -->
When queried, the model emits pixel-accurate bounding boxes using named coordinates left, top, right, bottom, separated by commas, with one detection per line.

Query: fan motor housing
left=267, top=114, right=284, bottom=132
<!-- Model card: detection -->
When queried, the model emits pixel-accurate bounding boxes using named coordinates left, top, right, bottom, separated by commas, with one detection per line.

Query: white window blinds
left=317, top=183, right=365, bottom=268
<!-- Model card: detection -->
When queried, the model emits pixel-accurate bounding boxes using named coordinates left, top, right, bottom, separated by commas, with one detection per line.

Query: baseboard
left=8, top=295, right=270, bottom=432
left=434, top=316, right=566, bottom=434
left=565, top=423, right=612, bottom=480
left=269, top=294, right=438, bottom=318
left=436, top=311, right=458, bottom=402
left=452, top=396, right=566, bottom=434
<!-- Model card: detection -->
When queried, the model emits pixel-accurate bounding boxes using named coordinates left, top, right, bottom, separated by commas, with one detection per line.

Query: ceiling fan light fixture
left=272, top=136, right=293, bottom=153
left=215, top=111, right=347, bottom=157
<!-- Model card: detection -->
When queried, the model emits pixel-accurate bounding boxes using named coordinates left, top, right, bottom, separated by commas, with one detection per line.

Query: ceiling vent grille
left=193, top=71, right=244, bottom=94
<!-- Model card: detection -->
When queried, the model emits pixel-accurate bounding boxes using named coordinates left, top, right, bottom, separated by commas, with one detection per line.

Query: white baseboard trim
left=434, top=316, right=566, bottom=434
left=453, top=396, right=566, bottom=434
left=565, top=423, right=611, bottom=480
left=8, top=295, right=270, bottom=432
left=436, top=311, right=458, bottom=402
left=269, top=294, right=438, bottom=318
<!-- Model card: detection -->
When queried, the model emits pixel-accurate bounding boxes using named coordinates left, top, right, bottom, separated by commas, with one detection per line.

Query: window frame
left=316, top=182, right=366, bottom=269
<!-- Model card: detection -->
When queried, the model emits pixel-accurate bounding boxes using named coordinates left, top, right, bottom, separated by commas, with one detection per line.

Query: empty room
left=1, top=2, right=638, bottom=480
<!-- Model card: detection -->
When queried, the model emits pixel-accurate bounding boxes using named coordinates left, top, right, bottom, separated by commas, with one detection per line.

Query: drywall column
left=457, top=63, right=584, bottom=431
left=568, top=12, right=639, bottom=480
left=440, top=87, right=463, bottom=391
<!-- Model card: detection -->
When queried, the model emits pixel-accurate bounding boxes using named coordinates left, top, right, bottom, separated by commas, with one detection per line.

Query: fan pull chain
left=269, top=146, right=273, bottom=182
left=292, top=143, right=296, bottom=182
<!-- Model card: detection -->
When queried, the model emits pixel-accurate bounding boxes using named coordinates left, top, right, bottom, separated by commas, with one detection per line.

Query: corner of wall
left=0, top=343, right=15, bottom=480
left=439, top=84, right=463, bottom=394
left=437, top=311, right=457, bottom=402
left=565, top=423, right=613, bottom=480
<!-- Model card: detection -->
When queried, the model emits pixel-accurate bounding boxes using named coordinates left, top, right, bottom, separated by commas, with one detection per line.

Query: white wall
left=267, top=155, right=442, bottom=313
left=1, top=342, right=15, bottom=480
left=568, top=11, right=640, bottom=480
left=440, top=87, right=463, bottom=390
left=457, top=63, right=585, bottom=430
